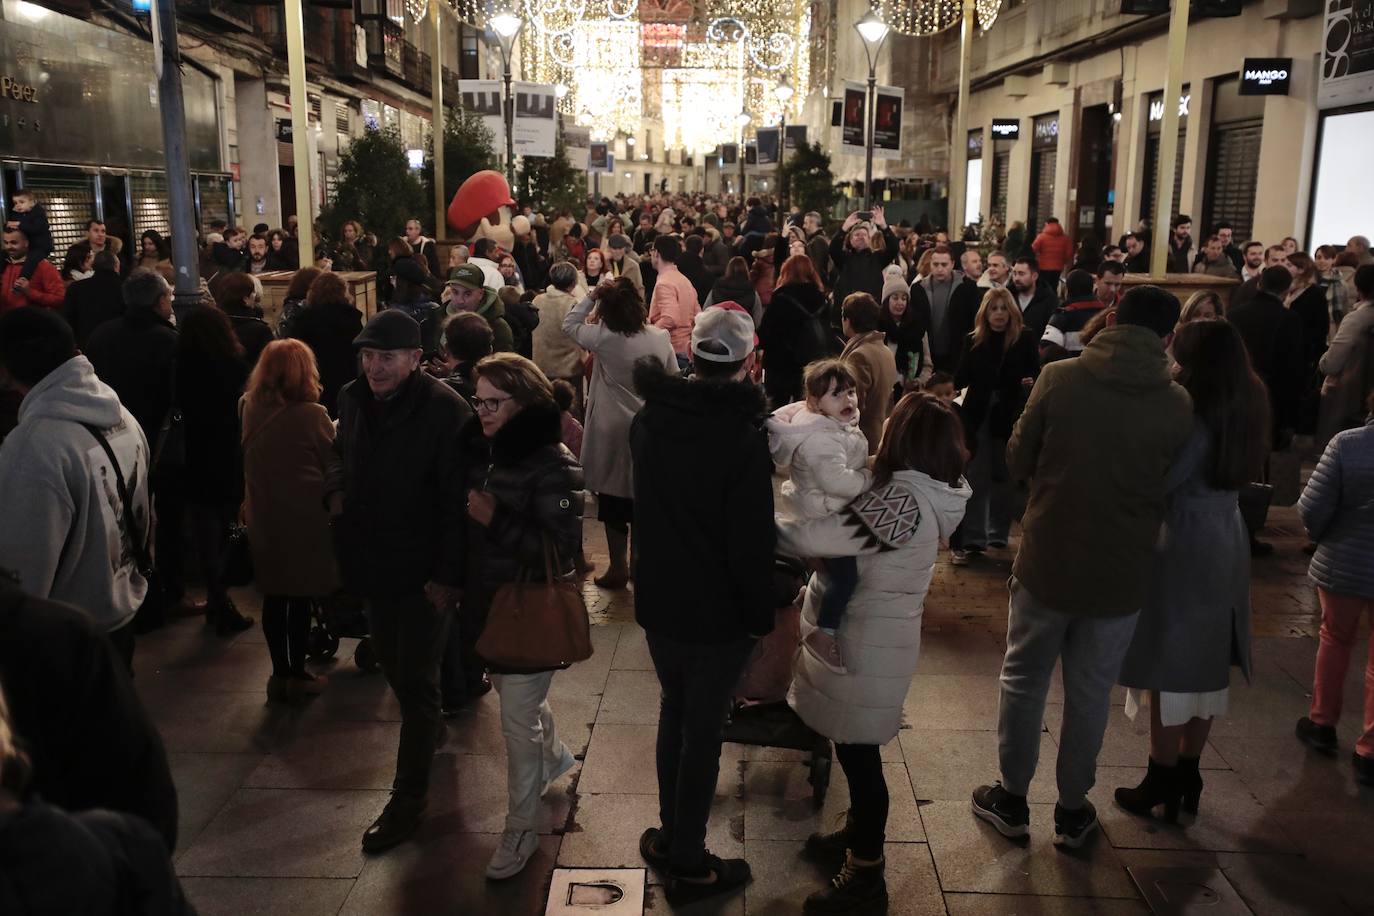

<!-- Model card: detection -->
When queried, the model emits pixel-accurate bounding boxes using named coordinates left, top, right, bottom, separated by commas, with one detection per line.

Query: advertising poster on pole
left=722, top=143, right=738, bottom=165
left=512, top=81, right=557, bottom=158
left=756, top=127, right=780, bottom=165
left=458, top=79, right=505, bottom=149
left=564, top=125, right=591, bottom=170
left=785, top=124, right=808, bottom=153
left=873, top=85, right=903, bottom=160
left=841, top=80, right=866, bottom=153
left=1319, top=0, right=1374, bottom=108
left=588, top=141, right=611, bottom=173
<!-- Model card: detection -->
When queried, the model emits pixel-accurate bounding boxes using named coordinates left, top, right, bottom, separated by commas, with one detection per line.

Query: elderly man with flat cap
left=325, top=309, right=473, bottom=854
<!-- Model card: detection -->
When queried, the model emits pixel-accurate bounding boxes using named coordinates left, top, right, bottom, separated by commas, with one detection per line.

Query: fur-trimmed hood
left=487, top=400, right=568, bottom=468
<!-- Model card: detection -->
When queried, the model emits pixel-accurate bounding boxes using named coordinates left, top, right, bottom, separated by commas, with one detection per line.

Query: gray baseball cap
left=691, top=304, right=756, bottom=363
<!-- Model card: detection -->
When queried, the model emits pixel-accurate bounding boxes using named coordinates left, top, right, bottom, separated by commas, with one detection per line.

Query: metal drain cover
left=545, top=868, right=646, bottom=915
left=1127, top=866, right=1254, bottom=915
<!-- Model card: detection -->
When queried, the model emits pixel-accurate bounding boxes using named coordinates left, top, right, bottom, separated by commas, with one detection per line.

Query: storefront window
left=1310, top=108, right=1374, bottom=247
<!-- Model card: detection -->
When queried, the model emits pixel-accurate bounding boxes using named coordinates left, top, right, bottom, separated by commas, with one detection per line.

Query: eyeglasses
left=470, top=394, right=513, bottom=414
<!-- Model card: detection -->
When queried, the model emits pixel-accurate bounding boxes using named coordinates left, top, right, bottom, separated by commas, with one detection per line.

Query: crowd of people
left=0, top=187, right=1372, bottom=915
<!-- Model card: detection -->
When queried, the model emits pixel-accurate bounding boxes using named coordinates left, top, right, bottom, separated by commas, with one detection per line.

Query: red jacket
left=1030, top=223, right=1074, bottom=272
left=1, top=258, right=65, bottom=312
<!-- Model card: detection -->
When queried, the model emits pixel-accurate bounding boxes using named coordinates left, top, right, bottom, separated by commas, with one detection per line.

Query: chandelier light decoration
left=870, top=0, right=1003, bottom=36
left=500, top=0, right=809, bottom=153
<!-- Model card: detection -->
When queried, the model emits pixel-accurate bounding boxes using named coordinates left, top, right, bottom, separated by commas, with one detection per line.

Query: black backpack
left=792, top=302, right=837, bottom=365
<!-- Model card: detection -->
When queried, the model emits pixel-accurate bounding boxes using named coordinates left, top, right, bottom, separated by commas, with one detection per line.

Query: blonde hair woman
left=950, top=287, right=1039, bottom=562
left=241, top=339, right=340, bottom=704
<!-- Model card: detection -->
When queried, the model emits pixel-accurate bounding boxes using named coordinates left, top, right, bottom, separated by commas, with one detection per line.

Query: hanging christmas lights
left=870, top=0, right=961, bottom=37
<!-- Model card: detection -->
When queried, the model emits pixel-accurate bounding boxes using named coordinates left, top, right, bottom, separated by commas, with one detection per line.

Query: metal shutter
left=1140, top=131, right=1185, bottom=224
left=992, top=150, right=1010, bottom=222
left=1204, top=119, right=1261, bottom=244
left=129, top=173, right=172, bottom=238
left=195, top=175, right=231, bottom=234
left=1029, top=148, right=1056, bottom=230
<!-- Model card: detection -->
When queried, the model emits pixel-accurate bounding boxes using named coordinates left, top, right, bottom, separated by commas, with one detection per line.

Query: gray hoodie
left=0, top=356, right=150, bottom=631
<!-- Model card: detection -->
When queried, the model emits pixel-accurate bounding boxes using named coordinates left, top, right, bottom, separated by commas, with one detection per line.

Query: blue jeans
left=817, top=556, right=859, bottom=632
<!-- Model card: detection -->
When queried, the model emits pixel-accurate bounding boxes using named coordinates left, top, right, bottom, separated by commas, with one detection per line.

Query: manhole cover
left=545, top=868, right=646, bottom=915
left=1127, top=866, right=1253, bottom=915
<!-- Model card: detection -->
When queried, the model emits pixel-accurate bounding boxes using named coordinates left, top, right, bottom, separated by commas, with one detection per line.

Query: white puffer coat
left=780, top=470, right=970, bottom=746
left=766, top=401, right=872, bottom=520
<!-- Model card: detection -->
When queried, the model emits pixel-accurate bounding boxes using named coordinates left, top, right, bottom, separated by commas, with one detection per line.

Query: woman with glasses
left=458, top=353, right=585, bottom=880
left=560, top=277, right=678, bottom=590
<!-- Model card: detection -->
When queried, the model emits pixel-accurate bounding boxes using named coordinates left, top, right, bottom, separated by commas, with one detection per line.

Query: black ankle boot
left=804, top=852, right=887, bottom=914
left=1176, top=755, right=1203, bottom=814
left=802, top=811, right=856, bottom=868
left=1114, top=758, right=1182, bottom=821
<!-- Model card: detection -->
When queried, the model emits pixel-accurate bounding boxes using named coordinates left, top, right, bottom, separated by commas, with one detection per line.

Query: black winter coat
left=85, top=308, right=178, bottom=443
left=328, top=371, right=472, bottom=597
left=0, top=581, right=178, bottom=849
left=61, top=269, right=124, bottom=348
left=1229, top=291, right=1306, bottom=441
left=504, top=298, right=541, bottom=360
left=954, top=328, right=1040, bottom=447
left=223, top=302, right=275, bottom=369
left=0, top=803, right=192, bottom=916
left=1018, top=283, right=1059, bottom=337
left=828, top=228, right=898, bottom=325
left=944, top=278, right=985, bottom=369
left=176, top=335, right=248, bottom=506
left=289, top=301, right=363, bottom=418
left=460, top=402, right=585, bottom=673
left=881, top=291, right=933, bottom=382
left=679, top=252, right=713, bottom=303
left=758, top=281, right=836, bottom=405
left=630, top=361, right=777, bottom=645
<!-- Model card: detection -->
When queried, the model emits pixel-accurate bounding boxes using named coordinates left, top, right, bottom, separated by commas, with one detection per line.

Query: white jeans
left=491, top=671, right=568, bottom=832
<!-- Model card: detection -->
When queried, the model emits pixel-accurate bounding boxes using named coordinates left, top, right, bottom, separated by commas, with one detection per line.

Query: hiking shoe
left=486, top=828, right=538, bottom=879
left=361, top=793, right=425, bottom=854
left=803, top=852, right=887, bottom=914
left=971, top=782, right=1029, bottom=839
left=802, top=811, right=855, bottom=868
left=1053, top=800, right=1099, bottom=849
left=638, top=827, right=670, bottom=870
left=1295, top=716, right=1338, bottom=752
left=950, top=549, right=970, bottom=567
left=664, top=854, right=751, bottom=905
left=1354, top=752, right=1374, bottom=787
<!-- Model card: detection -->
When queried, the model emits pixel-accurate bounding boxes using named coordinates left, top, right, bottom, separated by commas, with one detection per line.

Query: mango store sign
left=1148, top=93, right=1190, bottom=122
left=1240, top=57, right=1291, bottom=95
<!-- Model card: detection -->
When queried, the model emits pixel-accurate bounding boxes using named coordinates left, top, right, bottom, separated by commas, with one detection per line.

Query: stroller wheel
left=355, top=637, right=381, bottom=673
left=307, top=625, right=339, bottom=661
left=809, top=745, right=832, bottom=807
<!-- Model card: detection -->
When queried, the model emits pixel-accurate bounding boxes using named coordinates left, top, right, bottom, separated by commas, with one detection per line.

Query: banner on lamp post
left=784, top=124, right=808, bottom=153
left=1319, top=0, right=1374, bottom=109
left=841, top=80, right=866, bottom=153
left=756, top=127, right=780, bottom=165
left=588, top=141, right=612, bottom=173
left=564, top=126, right=591, bottom=170
left=873, top=85, right=904, bottom=160
left=512, top=81, right=556, bottom=158
left=722, top=143, right=738, bottom=165
left=459, top=79, right=505, bottom=149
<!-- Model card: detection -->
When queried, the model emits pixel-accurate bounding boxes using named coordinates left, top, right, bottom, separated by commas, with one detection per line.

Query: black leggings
left=262, top=595, right=311, bottom=677
left=835, top=742, right=888, bottom=860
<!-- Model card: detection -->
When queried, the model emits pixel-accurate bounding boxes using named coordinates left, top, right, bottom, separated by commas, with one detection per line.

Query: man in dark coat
left=0, top=570, right=178, bottom=849
left=630, top=306, right=775, bottom=906
left=1228, top=266, right=1306, bottom=444
left=828, top=208, right=898, bottom=330
left=86, top=269, right=189, bottom=625
left=61, top=250, right=124, bottom=348
left=945, top=251, right=987, bottom=364
left=679, top=235, right=713, bottom=304
left=325, top=309, right=471, bottom=854
left=1010, top=256, right=1058, bottom=336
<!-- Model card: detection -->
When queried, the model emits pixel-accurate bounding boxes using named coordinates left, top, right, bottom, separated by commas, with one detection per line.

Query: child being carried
left=766, top=359, right=872, bottom=674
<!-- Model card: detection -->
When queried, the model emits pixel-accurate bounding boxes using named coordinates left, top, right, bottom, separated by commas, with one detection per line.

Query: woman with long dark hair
left=287, top=272, right=363, bottom=418
left=759, top=254, right=835, bottom=406
left=60, top=242, right=94, bottom=284
left=705, top=256, right=763, bottom=326
left=950, top=288, right=1039, bottom=563
left=782, top=393, right=970, bottom=913
left=137, top=230, right=174, bottom=281
left=215, top=272, right=275, bottom=369
left=561, top=277, right=677, bottom=589
left=176, top=306, right=254, bottom=635
left=1285, top=251, right=1329, bottom=434
left=1116, top=319, right=1268, bottom=819
left=276, top=266, right=322, bottom=339
left=266, top=229, right=299, bottom=272
left=879, top=274, right=933, bottom=389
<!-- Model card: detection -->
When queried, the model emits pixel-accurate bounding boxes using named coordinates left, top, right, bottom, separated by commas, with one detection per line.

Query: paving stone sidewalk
left=139, top=504, right=1373, bottom=915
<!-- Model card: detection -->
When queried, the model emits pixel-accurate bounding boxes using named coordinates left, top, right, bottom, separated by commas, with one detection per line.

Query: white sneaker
left=486, top=828, right=539, bottom=880
left=950, top=549, right=970, bottom=566
left=542, top=745, right=577, bottom=796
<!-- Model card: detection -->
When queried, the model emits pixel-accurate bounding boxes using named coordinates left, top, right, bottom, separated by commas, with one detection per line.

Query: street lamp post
left=735, top=110, right=751, bottom=200
left=774, top=77, right=793, bottom=231
left=490, top=11, right=523, bottom=190
left=854, top=10, right=890, bottom=212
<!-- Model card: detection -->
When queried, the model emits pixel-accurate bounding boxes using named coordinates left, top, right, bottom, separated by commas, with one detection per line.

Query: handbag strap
left=80, top=422, right=151, bottom=574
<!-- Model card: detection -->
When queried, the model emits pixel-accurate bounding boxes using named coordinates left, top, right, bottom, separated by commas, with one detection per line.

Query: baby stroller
left=307, top=592, right=379, bottom=672
left=722, top=556, right=833, bottom=805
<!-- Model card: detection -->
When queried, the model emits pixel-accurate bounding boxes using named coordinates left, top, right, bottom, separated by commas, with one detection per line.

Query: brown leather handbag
left=476, top=537, right=593, bottom=669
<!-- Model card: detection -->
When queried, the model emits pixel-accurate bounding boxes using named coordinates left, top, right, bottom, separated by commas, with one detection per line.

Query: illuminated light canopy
left=870, top=0, right=1003, bottom=36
